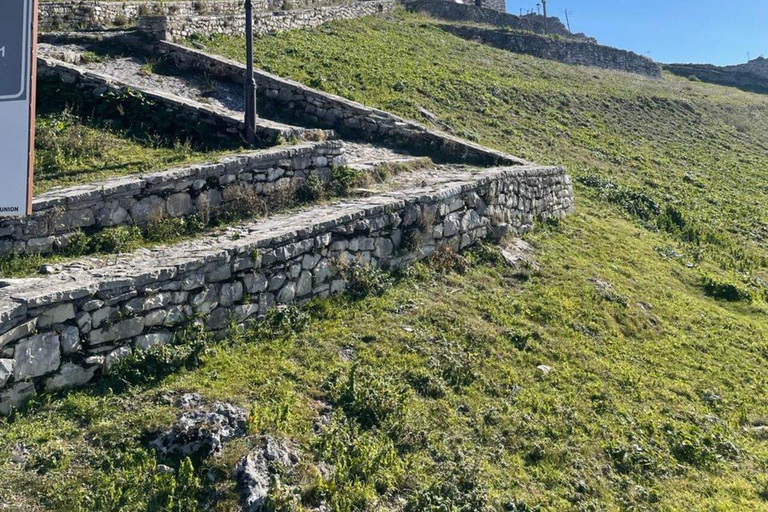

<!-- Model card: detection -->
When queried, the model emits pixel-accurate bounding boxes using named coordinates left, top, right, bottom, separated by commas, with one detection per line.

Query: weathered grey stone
left=166, top=193, right=194, bottom=217
left=0, top=382, right=36, bottom=415
left=0, top=319, right=38, bottom=349
left=0, top=359, right=13, bottom=388
left=45, top=363, right=98, bottom=392
left=135, top=331, right=174, bottom=351
left=296, top=271, right=313, bottom=297
left=38, top=303, right=75, bottom=328
left=244, top=273, right=268, bottom=293
left=276, top=283, right=296, bottom=303
left=219, top=282, right=243, bottom=307
left=14, top=333, right=60, bottom=380
left=105, top=346, right=133, bottom=371
left=89, top=317, right=146, bottom=346
left=91, top=306, right=117, bottom=329
left=60, top=325, right=82, bottom=354
left=131, top=196, right=165, bottom=224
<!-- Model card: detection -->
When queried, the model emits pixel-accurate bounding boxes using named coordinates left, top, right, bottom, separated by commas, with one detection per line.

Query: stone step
left=0, top=162, right=573, bottom=413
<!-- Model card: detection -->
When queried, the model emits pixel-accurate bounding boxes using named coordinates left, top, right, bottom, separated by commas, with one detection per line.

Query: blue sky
left=506, top=0, right=768, bottom=65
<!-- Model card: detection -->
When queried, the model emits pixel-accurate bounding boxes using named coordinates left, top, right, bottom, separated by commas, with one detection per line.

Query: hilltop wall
left=442, top=25, right=661, bottom=78
left=665, top=61, right=768, bottom=95
left=138, top=1, right=396, bottom=41
left=404, top=0, right=583, bottom=39
left=38, top=0, right=347, bottom=31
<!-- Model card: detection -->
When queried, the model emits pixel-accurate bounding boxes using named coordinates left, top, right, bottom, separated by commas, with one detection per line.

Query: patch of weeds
left=664, top=423, right=739, bottom=469
left=97, top=323, right=210, bottom=394
left=336, top=259, right=393, bottom=299
left=606, top=441, right=668, bottom=477
left=429, top=337, right=478, bottom=390
left=310, top=417, right=404, bottom=512
left=325, top=364, right=408, bottom=431
left=404, top=367, right=446, bottom=399
left=295, top=174, right=325, bottom=203
left=330, top=166, right=367, bottom=196
left=577, top=175, right=661, bottom=222
left=90, top=225, right=144, bottom=254
left=405, top=459, right=492, bottom=512
left=700, top=274, right=752, bottom=302
left=424, top=246, right=471, bottom=275
left=250, top=305, right=311, bottom=338
left=78, top=51, right=104, bottom=64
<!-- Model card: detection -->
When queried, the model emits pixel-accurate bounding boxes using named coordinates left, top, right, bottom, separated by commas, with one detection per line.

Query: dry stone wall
left=0, top=164, right=573, bottom=413
left=441, top=25, right=662, bottom=78
left=0, top=142, right=345, bottom=256
left=139, top=0, right=397, bottom=41
left=38, top=0, right=351, bottom=31
left=405, top=0, right=579, bottom=38
left=157, top=43, right=528, bottom=166
left=37, top=56, right=301, bottom=146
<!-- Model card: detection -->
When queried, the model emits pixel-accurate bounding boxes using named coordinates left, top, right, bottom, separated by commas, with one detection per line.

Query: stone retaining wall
left=441, top=25, right=662, bottom=78
left=139, top=1, right=397, bottom=41
left=157, top=42, right=528, bottom=166
left=665, top=63, right=768, bottom=95
left=37, top=56, right=306, bottom=147
left=0, top=164, right=573, bottom=412
left=38, top=0, right=351, bottom=31
left=0, top=142, right=345, bottom=256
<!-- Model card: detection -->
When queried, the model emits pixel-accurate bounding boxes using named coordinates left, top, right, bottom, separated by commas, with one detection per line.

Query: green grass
left=196, top=10, right=768, bottom=282
left=33, top=109, right=220, bottom=194
left=2, top=10, right=768, bottom=512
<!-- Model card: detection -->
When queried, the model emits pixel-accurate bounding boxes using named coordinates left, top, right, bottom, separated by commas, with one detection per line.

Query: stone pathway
left=39, top=41, right=429, bottom=168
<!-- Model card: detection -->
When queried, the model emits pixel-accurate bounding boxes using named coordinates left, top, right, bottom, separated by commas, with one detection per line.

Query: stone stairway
left=0, top=161, right=572, bottom=412
left=0, top=28, right=574, bottom=412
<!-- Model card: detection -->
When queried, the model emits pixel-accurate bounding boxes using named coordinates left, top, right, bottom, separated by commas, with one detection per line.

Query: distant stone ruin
left=665, top=57, right=768, bottom=94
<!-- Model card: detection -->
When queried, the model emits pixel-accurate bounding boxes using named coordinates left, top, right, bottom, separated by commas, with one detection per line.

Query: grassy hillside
left=1, top=10, right=768, bottom=512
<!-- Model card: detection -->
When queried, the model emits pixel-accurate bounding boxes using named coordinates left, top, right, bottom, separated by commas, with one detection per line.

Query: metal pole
left=542, top=0, right=548, bottom=34
left=564, top=9, right=571, bottom=33
left=244, top=0, right=257, bottom=145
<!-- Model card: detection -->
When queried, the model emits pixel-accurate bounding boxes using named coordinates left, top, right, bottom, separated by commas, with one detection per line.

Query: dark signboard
left=0, top=0, right=31, bottom=101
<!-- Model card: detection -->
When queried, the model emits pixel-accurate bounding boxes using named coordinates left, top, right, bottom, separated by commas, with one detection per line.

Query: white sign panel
left=0, top=0, right=37, bottom=216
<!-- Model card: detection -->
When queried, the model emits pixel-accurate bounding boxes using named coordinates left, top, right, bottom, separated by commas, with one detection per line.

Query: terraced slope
left=1, top=9, right=768, bottom=512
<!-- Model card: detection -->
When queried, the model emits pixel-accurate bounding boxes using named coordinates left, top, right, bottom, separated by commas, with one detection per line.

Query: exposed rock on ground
left=151, top=393, right=248, bottom=459
left=500, top=238, right=539, bottom=271
left=235, top=436, right=300, bottom=512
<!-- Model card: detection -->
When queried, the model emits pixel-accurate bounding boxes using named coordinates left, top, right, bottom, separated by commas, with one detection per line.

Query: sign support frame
left=26, top=0, right=39, bottom=216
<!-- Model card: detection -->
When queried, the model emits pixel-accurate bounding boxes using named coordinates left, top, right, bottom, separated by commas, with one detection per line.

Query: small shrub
left=337, top=259, right=393, bottom=299
left=326, top=364, right=408, bottom=430
left=405, top=460, right=492, bottom=512
left=430, top=338, right=478, bottom=389
left=296, top=174, right=325, bottom=203
left=425, top=246, right=471, bottom=275
left=330, top=166, right=367, bottom=196
left=79, top=51, right=104, bottom=64
left=312, top=418, right=404, bottom=512
left=91, top=225, right=143, bottom=254
left=701, top=274, right=751, bottom=302
left=218, top=184, right=267, bottom=221
left=112, top=14, right=129, bottom=26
